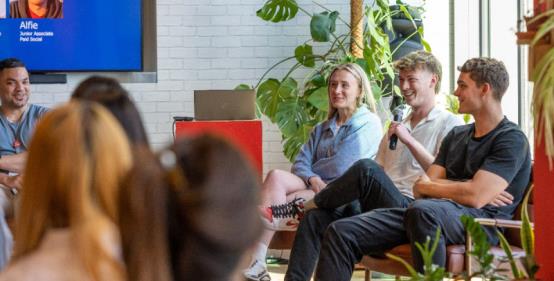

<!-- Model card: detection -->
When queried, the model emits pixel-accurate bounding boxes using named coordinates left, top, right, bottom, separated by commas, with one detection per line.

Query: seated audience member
left=0, top=58, right=48, bottom=193
left=10, top=0, right=63, bottom=19
left=71, top=75, right=149, bottom=147
left=119, top=134, right=264, bottom=281
left=284, top=50, right=463, bottom=281
left=0, top=58, right=48, bottom=270
left=248, top=63, right=383, bottom=281
left=0, top=101, right=132, bottom=281
left=313, top=58, right=531, bottom=280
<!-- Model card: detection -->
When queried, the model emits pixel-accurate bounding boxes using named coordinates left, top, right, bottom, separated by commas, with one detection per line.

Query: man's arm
left=414, top=164, right=508, bottom=208
left=389, top=122, right=435, bottom=171
left=0, top=152, right=27, bottom=173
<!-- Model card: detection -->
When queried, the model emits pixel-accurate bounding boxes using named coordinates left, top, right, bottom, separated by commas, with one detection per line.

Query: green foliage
left=497, top=231, right=523, bottom=279
left=520, top=185, right=539, bottom=279
left=294, top=44, right=316, bottom=67
left=444, top=94, right=472, bottom=123
left=461, top=215, right=506, bottom=280
left=310, top=11, right=339, bottom=42
left=256, top=0, right=298, bottom=23
left=386, top=227, right=446, bottom=281
left=247, top=0, right=427, bottom=162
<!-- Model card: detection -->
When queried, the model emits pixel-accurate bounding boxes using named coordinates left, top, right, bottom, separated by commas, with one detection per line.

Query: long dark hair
left=72, top=76, right=149, bottom=146
left=119, top=134, right=263, bottom=281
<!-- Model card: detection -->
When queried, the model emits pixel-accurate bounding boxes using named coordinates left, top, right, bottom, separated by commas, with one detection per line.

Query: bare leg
left=244, top=170, right=317, bottom=280
left=261, top=169, right=309, bottom=206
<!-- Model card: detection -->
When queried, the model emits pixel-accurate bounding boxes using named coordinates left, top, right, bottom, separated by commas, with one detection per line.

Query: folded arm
left=414, top=164, right=509, bottom=208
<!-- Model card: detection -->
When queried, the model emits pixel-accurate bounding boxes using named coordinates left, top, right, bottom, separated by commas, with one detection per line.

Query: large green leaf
left=497, top=230, right=523, bottom=279
left=310, top=11, right=339, bottom=42
left=282, top=123, right=314, bottom=162
left=256, top=0, right=298, bottom=23
left=294, top=44, right=316, bottom=67
left=275, top=98, right=307, bottom=136
left=306, top=86, right=329, bottom=111
left=277, top=77, right=298, bottom=99
left=256, top=79, right=282, bottom=121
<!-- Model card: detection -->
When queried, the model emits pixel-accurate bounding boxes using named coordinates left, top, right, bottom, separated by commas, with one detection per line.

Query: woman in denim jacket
left=244, top=63, right=383, bottom=281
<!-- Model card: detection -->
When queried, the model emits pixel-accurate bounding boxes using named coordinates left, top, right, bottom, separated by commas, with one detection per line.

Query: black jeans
left=313, top=199, right=499, bottom=281
left=284, top=159, right=413, bottom=281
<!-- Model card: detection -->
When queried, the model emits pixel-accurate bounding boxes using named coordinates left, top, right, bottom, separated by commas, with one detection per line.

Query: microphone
left=389, top=105, right=405, bottom=150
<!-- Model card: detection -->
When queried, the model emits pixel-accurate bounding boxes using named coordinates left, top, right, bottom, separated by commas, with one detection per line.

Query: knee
left=351, top=158, right=379, bottom=174
left=263, top=169, right=288, bottom=190
left=404, top=200, right=440, bottom=230
left=297, top=209, right=336, bottom=237
left=324, top=220, right=350, bottom=243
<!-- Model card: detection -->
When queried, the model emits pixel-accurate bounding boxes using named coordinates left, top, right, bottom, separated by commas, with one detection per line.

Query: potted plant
left=385, top=228, right=446, bottom=281
left=239, top=0, right=428, bottom=161
left=496, top=186, right=539, bottom=280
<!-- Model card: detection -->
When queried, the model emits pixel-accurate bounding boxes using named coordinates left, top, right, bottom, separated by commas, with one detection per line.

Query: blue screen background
left=0, top=1, right=142, bottom=71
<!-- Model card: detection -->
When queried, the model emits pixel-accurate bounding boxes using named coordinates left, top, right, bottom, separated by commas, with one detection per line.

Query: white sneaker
left=260, top=198, right=305, bottom=231
left=243, top=259, right=271, bottom=281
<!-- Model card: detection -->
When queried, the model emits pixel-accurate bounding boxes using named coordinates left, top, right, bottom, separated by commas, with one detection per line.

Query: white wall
left=28, top=0, right=352, bottom=175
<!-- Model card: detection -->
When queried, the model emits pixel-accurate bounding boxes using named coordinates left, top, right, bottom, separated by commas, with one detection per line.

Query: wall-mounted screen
left=0, top=0, right=142, bottom=72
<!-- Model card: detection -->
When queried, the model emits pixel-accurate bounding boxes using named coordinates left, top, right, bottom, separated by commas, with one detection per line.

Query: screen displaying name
left=0, top=0, right=142, bottom=72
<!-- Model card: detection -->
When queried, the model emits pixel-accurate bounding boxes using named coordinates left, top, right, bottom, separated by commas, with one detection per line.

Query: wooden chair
left=360, top=185, right=534, bottom=281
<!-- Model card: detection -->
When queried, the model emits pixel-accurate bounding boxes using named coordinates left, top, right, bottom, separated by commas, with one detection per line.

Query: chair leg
left=365, top=269, right=370, bottom=281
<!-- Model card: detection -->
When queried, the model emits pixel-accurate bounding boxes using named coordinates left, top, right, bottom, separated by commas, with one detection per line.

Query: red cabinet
left=174, top=120, right=263, bottom=177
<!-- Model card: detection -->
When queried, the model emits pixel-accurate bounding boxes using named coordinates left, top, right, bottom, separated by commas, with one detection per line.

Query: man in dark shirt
left=312, top=57, right=532, bottom=280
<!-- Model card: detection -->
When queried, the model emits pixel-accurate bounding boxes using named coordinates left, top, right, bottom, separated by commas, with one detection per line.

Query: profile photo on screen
left=9, top=0, right=63, bottom=19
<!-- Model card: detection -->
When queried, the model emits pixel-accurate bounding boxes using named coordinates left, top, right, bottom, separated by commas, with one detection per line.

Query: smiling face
left=0, top=67, right=31, bottom=110
left=398, top=67, right=437, bottom=110
left=328, top=69, right=361, bottom=114
left=454, top=72, right=483, bottom=114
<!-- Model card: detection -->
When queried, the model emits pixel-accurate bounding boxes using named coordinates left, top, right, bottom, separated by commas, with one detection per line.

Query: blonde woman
left=0, top=101, right=132, bottom=281
left=245, top=63, right=383, bottom=281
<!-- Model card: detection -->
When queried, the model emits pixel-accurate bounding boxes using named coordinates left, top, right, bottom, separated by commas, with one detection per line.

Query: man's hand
left=388, top=122, right=413, bottom=145
left=488, top=191, right=514, bottom=207
left=309, top=176, right=327, bottom=193
left=413, top=174, right=431, bottom=199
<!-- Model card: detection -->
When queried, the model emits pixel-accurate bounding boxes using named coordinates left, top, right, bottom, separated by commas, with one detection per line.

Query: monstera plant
left=239, top=0, right=428, bottom=161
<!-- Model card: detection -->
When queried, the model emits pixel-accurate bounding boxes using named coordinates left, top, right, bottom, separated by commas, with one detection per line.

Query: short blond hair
left=394, top=51, right=442, bottom=94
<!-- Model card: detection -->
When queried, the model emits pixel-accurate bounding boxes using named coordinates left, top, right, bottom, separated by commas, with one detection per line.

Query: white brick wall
left=29, top=0, right=354, bottom=175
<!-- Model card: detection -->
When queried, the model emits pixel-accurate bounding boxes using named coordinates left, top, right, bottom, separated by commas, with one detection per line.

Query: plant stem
left=255, top=56, right=297, bottom=88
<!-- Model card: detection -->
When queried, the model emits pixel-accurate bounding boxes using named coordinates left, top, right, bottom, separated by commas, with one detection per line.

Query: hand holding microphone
left=389, top=105, right=405, bottom=150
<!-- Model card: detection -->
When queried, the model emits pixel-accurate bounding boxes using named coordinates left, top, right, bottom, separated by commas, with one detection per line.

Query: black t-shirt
left=434, top=117, right=531, bottom=219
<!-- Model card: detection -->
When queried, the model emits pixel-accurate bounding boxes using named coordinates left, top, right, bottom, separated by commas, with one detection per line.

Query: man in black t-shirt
left=312, top=58, right=531, bottom=280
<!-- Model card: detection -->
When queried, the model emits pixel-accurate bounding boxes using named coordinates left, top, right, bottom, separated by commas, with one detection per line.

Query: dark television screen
left=0, top=0, right=142, bottom=72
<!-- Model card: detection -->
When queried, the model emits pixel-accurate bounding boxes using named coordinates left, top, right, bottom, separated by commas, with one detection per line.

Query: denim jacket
left=292, top=106, right=382, bottom=184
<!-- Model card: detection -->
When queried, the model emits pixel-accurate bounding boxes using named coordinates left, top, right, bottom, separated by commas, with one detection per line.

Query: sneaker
left=243, top=259, right=271, bottom=281
left=261, top=197, right=305, bottom=231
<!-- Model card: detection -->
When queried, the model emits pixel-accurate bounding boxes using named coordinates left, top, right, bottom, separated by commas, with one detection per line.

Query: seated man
left=0, top=58, right=48, bottom=193
left=284, top=51, right=463, bottom=281
left=313, top=57, right=531, bottom=280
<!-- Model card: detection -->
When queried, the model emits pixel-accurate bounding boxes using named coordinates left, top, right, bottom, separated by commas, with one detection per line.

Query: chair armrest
left=474, top=218, right=534, bottom=229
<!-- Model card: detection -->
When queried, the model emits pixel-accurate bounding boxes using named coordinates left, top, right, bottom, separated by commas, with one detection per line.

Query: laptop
left=194, top=90, right=257, bottom=121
